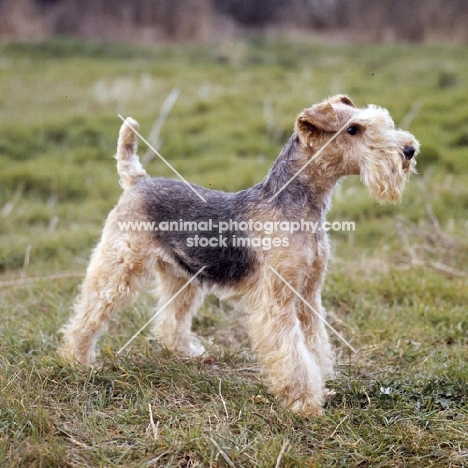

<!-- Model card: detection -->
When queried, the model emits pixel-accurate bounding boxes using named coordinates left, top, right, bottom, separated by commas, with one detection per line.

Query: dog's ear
left=328, top=94, right=356, bottom=108
left=295, top=102, right=340, bottom=142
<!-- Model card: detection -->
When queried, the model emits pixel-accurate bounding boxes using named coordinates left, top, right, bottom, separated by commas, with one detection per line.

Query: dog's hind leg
left=59, top=224, right=152, bottom=366
left=150, top=266, right=206, bottom=358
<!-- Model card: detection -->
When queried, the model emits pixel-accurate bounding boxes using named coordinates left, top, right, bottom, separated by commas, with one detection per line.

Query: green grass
left=1, top=38, right=468, bottom=467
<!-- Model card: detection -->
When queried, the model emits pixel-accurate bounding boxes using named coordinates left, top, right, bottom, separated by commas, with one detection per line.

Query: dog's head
left=295, top=95, right=419, bottom=202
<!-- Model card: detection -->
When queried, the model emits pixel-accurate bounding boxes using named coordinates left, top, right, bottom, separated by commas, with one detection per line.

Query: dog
left=59, top=94, right=419, bottom=415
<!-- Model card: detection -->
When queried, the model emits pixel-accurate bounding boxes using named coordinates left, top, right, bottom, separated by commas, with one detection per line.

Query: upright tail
left=116, top=117, right=148, bottom=190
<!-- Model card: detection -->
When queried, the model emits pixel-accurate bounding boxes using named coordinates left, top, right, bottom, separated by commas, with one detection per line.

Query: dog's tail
left=116, top=117, right=148, bottom=190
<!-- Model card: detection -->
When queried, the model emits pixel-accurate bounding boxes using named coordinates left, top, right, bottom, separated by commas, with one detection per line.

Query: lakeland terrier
left=59, top=95, right=419, bottom=416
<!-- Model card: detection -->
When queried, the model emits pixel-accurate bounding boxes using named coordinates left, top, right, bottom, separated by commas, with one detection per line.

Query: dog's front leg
left=246, top=277, right=327, bottom=416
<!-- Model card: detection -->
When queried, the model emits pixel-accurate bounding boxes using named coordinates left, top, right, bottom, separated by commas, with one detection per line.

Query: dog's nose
left=403, top=145, right=416, bottom=160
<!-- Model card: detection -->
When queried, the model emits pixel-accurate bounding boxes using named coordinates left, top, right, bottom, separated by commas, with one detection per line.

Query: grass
left=1, top=37, right=468, bottom=467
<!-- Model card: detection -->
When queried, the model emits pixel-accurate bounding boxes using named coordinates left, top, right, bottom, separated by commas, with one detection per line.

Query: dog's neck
left=260, top=134, right=342, bottom=217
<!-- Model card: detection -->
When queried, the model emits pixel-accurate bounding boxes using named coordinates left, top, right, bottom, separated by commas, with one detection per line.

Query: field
left=0, top=38, right=468, bottom=467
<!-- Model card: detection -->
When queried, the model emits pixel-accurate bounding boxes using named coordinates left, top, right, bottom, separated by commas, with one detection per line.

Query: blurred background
left=1, top=0, right=468, bottom=44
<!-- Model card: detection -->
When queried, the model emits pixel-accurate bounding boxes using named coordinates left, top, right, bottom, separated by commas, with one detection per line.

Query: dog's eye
left=347, top=125, right=360, bottom=136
